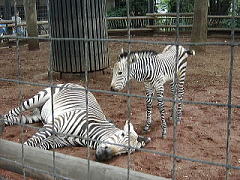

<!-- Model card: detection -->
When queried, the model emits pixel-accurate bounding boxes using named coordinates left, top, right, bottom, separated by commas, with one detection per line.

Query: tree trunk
left=191, top=0, right=208, bottom=52
left=23, top=0, right=39, bottom=50
left=49, top=0, right=109, bottom=73
left=4, top=0, right=11, bottom=20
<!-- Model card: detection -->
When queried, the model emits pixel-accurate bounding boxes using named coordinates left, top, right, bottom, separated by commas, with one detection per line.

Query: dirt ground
left=0, top=35, right=240, bottom=180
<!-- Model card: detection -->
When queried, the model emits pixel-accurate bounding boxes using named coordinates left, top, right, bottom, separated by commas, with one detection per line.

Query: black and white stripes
left=1, top=83, right=150, bottom=161
left=111, top=45, right=195, bottom=138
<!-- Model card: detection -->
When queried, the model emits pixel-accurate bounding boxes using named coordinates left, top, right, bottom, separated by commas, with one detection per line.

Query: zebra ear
left=121, top=48, right=124, bottom=54
left=162, top=45, right=172, bottom=53
left=123, top=120, right=137, bottom=137
left=130, top=53, right=139, bottom=63
left=134, top=53, right=139, bottom=60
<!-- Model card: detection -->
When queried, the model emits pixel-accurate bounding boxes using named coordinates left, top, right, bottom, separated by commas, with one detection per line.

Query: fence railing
left=0, top=20, right=48, bottom=39
left=106, top=16, right=155, bottom=32
left=107, top=13, right=240, bottom=33
left=1, top=13, right=240, bottom=40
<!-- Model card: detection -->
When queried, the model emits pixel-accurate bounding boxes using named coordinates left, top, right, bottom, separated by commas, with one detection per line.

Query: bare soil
left=0, top=35, right=240, bottom=180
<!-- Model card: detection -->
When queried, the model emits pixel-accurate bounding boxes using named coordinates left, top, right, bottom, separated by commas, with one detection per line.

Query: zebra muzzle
left=137, top=136, right=151, bottom=147
left=185, top=50, right=196, bottom=56
left=95, top=145, right=113, bottom=161
left=110, top=86, right=118, bottom=92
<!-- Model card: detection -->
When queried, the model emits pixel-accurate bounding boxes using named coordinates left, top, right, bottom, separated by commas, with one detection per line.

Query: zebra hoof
left=162, top=134, right=167, bottom=139
left=143, top=126, right=151, bottom=133
left=0, top=115, right=5, bottom=135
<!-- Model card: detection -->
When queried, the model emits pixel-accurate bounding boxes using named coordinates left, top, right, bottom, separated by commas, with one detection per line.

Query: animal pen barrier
left=0, top=0, right=240, bottom=180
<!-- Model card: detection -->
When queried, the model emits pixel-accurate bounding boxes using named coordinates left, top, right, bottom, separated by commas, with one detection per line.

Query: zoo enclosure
left=1, top=12, right=240, bottom=38
left=0, top=0, right=240, bottom=180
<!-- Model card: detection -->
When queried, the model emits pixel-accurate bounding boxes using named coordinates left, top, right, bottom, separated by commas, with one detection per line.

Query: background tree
left=23, top=0, right=39, bottom=50
left=191, top=0, right=208, bottom=52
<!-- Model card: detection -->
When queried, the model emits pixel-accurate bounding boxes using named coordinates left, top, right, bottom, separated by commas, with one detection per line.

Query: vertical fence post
left=0, top=117, right=4, bottom=135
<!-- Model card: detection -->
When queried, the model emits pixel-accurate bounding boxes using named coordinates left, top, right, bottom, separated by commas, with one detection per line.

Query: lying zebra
left=0, top=83, right=150, bottom=161
left=110, top=45, right=195, bottom=138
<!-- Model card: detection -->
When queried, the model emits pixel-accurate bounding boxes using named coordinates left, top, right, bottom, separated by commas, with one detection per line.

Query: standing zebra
left=110, top=45, right=195, bottom=138
left=0, top=83, right=150, bottom=161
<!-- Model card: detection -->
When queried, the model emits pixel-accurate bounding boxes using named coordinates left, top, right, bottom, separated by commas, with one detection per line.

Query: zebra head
left=95, top=121, right=150, bottom=161
left=110, top=50, right=139, bottom=91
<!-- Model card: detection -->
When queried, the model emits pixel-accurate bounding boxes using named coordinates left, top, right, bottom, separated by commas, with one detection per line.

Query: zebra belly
left=40, top=98, right=86, bottom=124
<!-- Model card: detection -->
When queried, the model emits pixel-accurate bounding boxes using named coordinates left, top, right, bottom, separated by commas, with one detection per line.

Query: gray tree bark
left=191, top=0, right=208, bottom=52
left=23, top=0, right=39, bottom=50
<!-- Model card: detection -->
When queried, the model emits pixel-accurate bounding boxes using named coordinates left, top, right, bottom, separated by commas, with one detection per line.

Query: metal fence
left=1, top=11, right=240, bottom=39
left=0, top=0, right=240, bottom=180
left=0, top=4, right=48, bottom=21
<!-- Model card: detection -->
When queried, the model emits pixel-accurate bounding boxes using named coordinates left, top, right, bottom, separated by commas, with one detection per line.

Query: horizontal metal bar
left=1, top=36, right=240, bottom=46
left=0, top=78, right=239, bottom=110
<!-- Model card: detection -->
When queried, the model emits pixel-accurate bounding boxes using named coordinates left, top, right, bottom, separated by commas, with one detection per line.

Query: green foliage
left=130, top=0, right=148, bottom=16
left=107, top=0, right=148, bottom=17
left=107, top=0, right=240, bottom=21
left=107, top=7, right=127, bottom=17
left=236, top=1, right=240, bottom=15
left=163, top=0, right=238, bottom=15
left=155, top=0, right=170, bottom=13
left=221, top=18, right=240, bottom=28
left=167, top=0, right=194, bottom=13
left=209, top=0, right=232, bottom=15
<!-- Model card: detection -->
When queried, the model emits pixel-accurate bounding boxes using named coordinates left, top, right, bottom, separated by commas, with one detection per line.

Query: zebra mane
left=119, top=50, right=158, bottom=63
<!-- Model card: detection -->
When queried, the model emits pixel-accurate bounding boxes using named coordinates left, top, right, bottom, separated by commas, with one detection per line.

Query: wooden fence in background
left=107, top=13, right=240, bottom=33
left=1, top=13, right=240, bottom=38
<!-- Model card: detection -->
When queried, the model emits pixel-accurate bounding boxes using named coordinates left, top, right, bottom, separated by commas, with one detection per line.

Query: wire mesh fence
left=0, top=0, right=240, bottom=180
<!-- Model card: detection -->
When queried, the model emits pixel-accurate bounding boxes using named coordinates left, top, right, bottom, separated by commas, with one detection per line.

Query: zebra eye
left=118, top=71, right=123, bottom=75
left=121, top=132, right=125, bottom=137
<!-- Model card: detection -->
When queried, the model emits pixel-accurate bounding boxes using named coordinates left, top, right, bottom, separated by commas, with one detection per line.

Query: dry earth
left=0, top=35, right=240, bottom=179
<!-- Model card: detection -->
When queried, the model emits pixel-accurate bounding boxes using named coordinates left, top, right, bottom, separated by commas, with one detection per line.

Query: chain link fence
left=0, top=0, right=240, bottom=179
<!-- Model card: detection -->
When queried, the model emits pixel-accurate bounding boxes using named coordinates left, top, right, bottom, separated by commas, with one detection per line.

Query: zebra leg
left=170, top=81, right=185, bottom=125
left=3, top=108, right=42, bottom=126
left=176, top=82, right=185, bottom=124
left=143, top=82, right=154, bottom=132
left=24, top=124, right=57, bottom=147
left=3, top=86, right=56, bottom=126
left=37, top=135, right=71, bottom=150
left=155, top=84, right=167, bottom=138
left=25, top=110, right=83, bottom=149
left=170, top=81, right=178, bottom=123
left=7, top=88, right=52, bottom=116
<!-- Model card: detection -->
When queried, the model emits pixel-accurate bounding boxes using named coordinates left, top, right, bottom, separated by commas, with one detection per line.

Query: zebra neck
left=93, top=127, right=121, bottom=149
left=130, top=62, right=148, bottom=82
